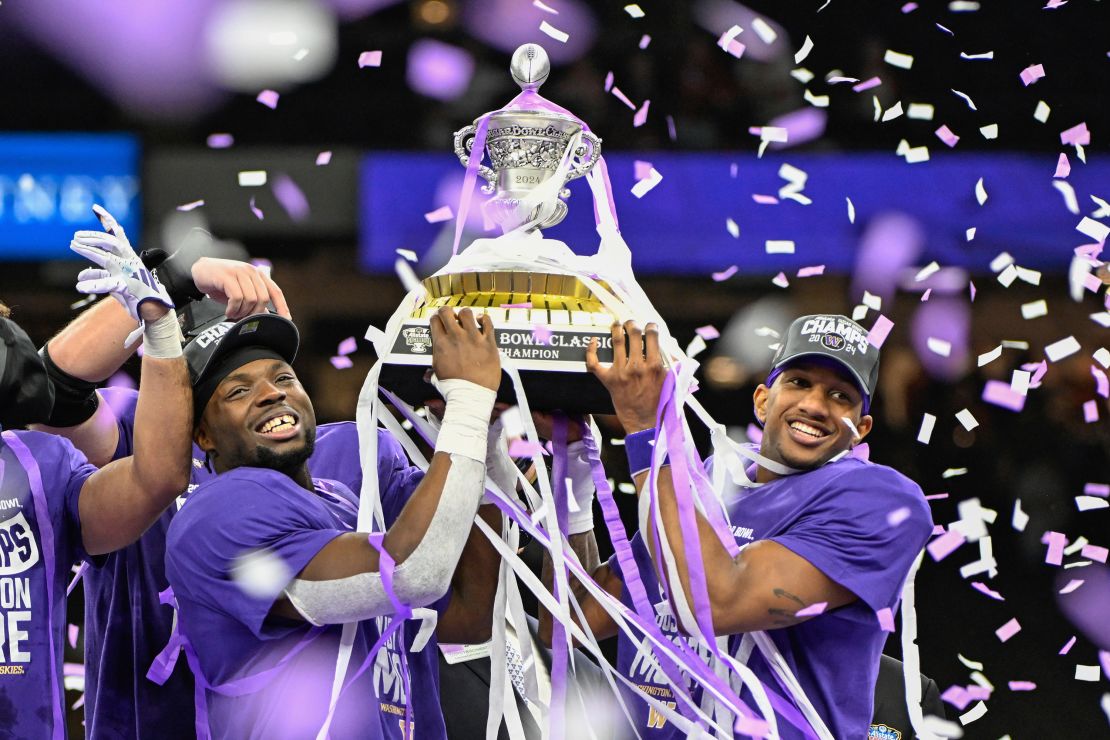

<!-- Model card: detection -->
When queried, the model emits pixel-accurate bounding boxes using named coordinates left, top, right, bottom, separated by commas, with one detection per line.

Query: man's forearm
left=45, top=297, right=138, bottom=381
left=436, top=504, right=503, bottom=644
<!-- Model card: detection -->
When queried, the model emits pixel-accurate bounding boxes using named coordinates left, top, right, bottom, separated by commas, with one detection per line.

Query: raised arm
left=276, top=307, right=503, bottom=626
left=586, top=321, right=855, bottom=635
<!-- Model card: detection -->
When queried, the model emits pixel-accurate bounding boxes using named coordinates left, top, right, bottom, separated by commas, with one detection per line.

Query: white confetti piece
left=1019, top=63, right=1045, bottom=86
left=1045, top=336, right=1080, bottom=362
left=238, top=170, right=267, bottom=187
left=717, top=25, right=744, bottom=56
left=1076, top=496, right=1110, bottom=511
left=872, top=96, right=882, bottom=122
left=630, top=167, right=662, bottom=198
left=924, top=716, right=964, bottom=738
left=943, top=468, right=968, bottom=479
left=315, top=150, right=332, bottom=166
left=293, top=49, right=309, bottom=61
left=1034, top=100, right=1051, bottom=123
left=882, top=101, right=904, bottom=122
left=885, top=49, right=914, bottom=69
left=1015, top=266, right=1041, bottom=285
left=1053, top=180, right=1080, bottom=214
left=765, top=240, right=795, bottom=254
left=794, top=35, right=814, bottom=64
left=791, top=67, right=815, bottom=84
left=533, top=0, right=558, bottom=13
left=358, top=50, right=382, bottom=68
left=617, top=482, right=637, bottom=494
left=959, top=701, right=987, bottom=725
left=395, top=248, right=417, bottom=262
left=846, top=197, right=856, bottom=224
left=1059, top=579, right=1085, bottom=595
left=852, top=304, right=868, bottom=321
left=726, top=218, right=739, bottom=238
left=803, top=89, right=829, bottom=107
left=1094, top=347, right=1110, bottom=367
left=624, top=4, right=645, bottom=18
left=995, top=617, right=1021, bottom=642
left=904, top=145, right=930, bottom=163
left=1077, top=216, right=1110, bottom=243
left=1075, top=664, right=1101, bottom=682
left=961, top=51, right=994, bottom=60
left=980, top=124, right=999, bottom=139
left=1012, top=499, right=1029, bottom=531
left=424, top=205, right=453, bottom=223
left=966, top=227, right=976, bottom=241
left=958, top=654, right=984, bottom=671
left=956, top=408, right=979, bottom=430
left=539, top=20, right=569, bottom=43
left=990, top=252, right=1015, bottom=272
left=1011, top=369, right=1031, bottom=396
left=952, top=89, right=978, bottom=110
left=751, top=17, right=777, bottom=44
left=949, top=0, right=981, bottom=9
left=977, top=345, right=1003, bottom=367
left=1093, top=315, right=1110, bottom=329
left=928, top=337, right=952, bottom=357
left=394, top=257, right=421, bottom=293
left=917, top=413, right=936, bottom=444
left=975, top=177, right=988, bottom=205
left=915, top=261, right=940, bottom=282
left=907, top=103, right=935, bottom=120
left=1021, top=300, right=1047, bottom=319
left=997, top=264, right=1018, bottom=287
left=863, top=291, right=882, bottom=311
left=772, top=272, right=790, bottom=288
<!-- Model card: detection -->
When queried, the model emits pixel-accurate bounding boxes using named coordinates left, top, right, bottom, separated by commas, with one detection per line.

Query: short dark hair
left=0, top=302, right=10, bottom=319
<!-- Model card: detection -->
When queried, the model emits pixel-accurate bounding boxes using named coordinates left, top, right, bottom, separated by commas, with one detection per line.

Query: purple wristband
left=624, top=428, right=659, bottom=477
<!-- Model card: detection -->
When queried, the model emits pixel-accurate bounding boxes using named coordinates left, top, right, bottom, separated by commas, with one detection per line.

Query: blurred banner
left=360, top=151, right=1106, bottom=276
left=0, top=134, right=139, bottom=259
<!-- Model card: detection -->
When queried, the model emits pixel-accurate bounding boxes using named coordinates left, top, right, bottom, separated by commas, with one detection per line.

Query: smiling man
left=560, top=313, right=934, bottom=739
left=164, top=306, right=501, bottom=739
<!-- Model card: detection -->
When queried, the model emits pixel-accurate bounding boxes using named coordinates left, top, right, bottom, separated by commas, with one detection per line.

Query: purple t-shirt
left=83, top=387, right=444, bottom=740
left=609, top=456, right=933, bottom=739
left=0, top=430, right=96, bottom=739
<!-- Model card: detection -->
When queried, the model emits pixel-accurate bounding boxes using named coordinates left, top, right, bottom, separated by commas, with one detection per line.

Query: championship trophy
left=377, top=43, right=657, bottom=413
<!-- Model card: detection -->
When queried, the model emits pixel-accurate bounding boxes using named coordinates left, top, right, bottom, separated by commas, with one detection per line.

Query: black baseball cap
left=767, top=314, right=880, bottom=411
left=0, top=317, right=54, bottom=429
left=184, top=312, right=299, bottom=418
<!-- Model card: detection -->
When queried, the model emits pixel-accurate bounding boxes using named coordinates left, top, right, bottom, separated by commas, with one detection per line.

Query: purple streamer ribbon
left=548, top=414, right=571, bottom=739
left=4, top=431, right=65, bottom=740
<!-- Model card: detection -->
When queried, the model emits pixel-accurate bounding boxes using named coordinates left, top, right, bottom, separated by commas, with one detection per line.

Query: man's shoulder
left=4, top=428, right=89, bottom=471
left=818, top=457, right=923, bottom=496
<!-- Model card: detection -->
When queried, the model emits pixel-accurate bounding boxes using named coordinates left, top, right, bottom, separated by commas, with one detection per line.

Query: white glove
left=71, top=205, right=174, bottom=346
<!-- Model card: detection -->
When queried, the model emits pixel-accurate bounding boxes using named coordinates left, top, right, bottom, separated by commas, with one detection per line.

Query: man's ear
left=854, top=413, right=874, bottom=444
left=753, top=384, right=770, bottom=425
left=193, top=419, right=214, bottom=456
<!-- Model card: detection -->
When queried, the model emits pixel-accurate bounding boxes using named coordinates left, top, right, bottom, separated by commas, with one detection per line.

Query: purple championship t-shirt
left=83, top=387, right=445, bottom=740
left=0, top=430, right=96, bottom=739
left=609, top=456, right=933, bottom=739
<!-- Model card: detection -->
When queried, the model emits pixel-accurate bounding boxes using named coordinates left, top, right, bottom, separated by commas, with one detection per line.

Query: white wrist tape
left=141, top=311, right=184, bottom=359
left=431, top=377, right=496, bottom=462
left=565, top=440, right=597, bottom=534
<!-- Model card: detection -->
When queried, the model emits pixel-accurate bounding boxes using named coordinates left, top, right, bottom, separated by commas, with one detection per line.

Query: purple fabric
left=609, top=455, right=934, bottom=738
left=83, top=388, right=444, bottom=740
left=0, top=430, right=95, bottom=739
left=624, top=428, right=657, bottom=476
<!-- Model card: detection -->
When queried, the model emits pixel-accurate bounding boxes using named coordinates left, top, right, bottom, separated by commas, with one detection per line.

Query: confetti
left=293, top=48, right=309, bottom=61
left=980, top=124, right=999, bottom=139
left=533, top=0, right=558, bottom=13
left=803, top=89, right=829, bottom=107
left=532, top=324, right=553, bottom=345
left=316, top=151, right=332, bottom=166
left=724, top=218, right=740, bottom=238
left=876, top=607, right=896, bottom=632
left=884, top=50, right=914, bottom=69
left=712, top=265, right=739, bottom=281
left=794, top=35, right=814, bottom=64
left=995, top=618, right=1021, bottom=642
left=952, top=89, right=978, bottom=110
left=936, top=125, right=960, bottom=147
left=695, top=325, right=720, bottom=340
left=955, top=408, right=979, bottom=430
left=983, top=380, right=1026, bottom=412
left=176, top=199, right=205, bottom=212
left=888, top=506, right=912, bottom=526
left=903, top=144, right=931, bottom=163
left=926, top=337, right=951, bottom=357
left=978, top=345, right=1003, bottom=366
left=907, top=103, right=935, bottom=120
left=1053, top=180, right=1080, bottom=213
left=509, top=439, right=544, bottom=458
left=624, top=4, right=645, bottom=18
left=239, top=170, right=268, bottom=187
left=1034, top=100, right=1051, bottom=122
left=915, top=261, right=941, bottom=282
left=902, top=2, right=918, bottom=11
left=846, top=197, right=856, bottom=223
left=207, top=133, right=234, bottom=149
left=868, top=315, right=894, bottom=348
left=256, top=89, right=279, bottom=109
left=633, top=99, right=651, bottom=127
left=1082, top=544, right=1108, bottom=563
left=395, top=249, right=418, bottom=263
left=1083, top=401, right=1100, bottom=423
left=1060, top=122, right=1090, bottom=146
left=611, top=86, right=637, bottom=110
left=424, top=205, right=454, bottom=223
left=772, top=272, right=790, bottom=288
left=751, top=17, right=777, bottom=44
left=1095, top=349, right=1110, bottom=368
left=1043, top=531, right=1067, bottom=565
left=358, top=50, right=383, bottom=68
left=68, top=624, right=79, bottom=648
left=1045, top=336, right=1080, bottom=362
left=1075, top=665, right=1101, bottom=682
left=1085, top=482, right=1110, bottom=497
left=791, top=67, right=815, bottom=83
left=882, top=101, right=904, bottom=122
left=717, top=25, right=746, bottom=58
left=230, top=548, right=292, bottom=599
left=928, top=528, right=967, bottom=561
left=1021, top=300, right=1048, bottom=319
left=1054, top=154, right=1071, bottom=178
left=1019, top=64, right=1045, bottom=86
left=950, top=0, right=980, bottom=9
left=630, top=167, right=663, bottom=198
left=330, top=355, right=353, bottom=370
left=1009, top=681, right=1036, bottom=691
left=1059, top=636, right=1077, bottom=654
left=943, top=468, right=968, bottom=478
left=604, top=71, right=614, bottom=92
left=960, top=702, right=987, bottom=725
left=765, top=240, right=795, bottom=254
left=795, top=601, right=827, bottom=617
left=797, top=265, right=825, bottom=278
left=1093, top=366, right=1109, bottom=397
left=752, top=193, right=779, bottom=204
left=974, top=178, right=988, bottom=205
left=1077, top=216, right=1109, bottom=243
left=1059, top=579, right=1085, bottom=594
left=966, top=228, right=976, bottom=242
left=272, top=174, right=309, bottom=222
left=639, top=35, right=651, bottom=49
left=828, top=76, right=860, bottom=85
left=961, top=51, right=994, bottom=60
left=633, top=160, right=654, bottom=181
left=852, top=76, right=882, bottom=92
left=917, top=413, right=936, bottom=444
left=539, top=21, right=569, bottom=43
left=972, top=582, right=1004, bottom=600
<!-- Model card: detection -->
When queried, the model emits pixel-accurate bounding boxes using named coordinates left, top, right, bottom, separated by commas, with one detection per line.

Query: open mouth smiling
left=786, top=418, right=832, bottom=445
left=254, top=411, right=301, bottom=441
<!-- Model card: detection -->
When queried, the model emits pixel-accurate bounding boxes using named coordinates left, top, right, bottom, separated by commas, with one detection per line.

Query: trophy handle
left=565, top=131, right=602, bottom=182
left=453, top=124, right=498, bottom=193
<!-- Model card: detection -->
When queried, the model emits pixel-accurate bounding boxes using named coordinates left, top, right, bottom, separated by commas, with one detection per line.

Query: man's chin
left=254, top=434, right=315, bottom=472
left=776, top=442, right=844, bottom=471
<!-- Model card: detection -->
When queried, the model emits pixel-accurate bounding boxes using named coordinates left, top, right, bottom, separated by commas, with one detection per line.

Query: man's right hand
left=429, top=307, right=501, bottom=391
left=191, top=257, right=291, bottom=320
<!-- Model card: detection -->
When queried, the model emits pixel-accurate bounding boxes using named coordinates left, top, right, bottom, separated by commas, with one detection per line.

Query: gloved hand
left=71, top=205, right=175, bottom=346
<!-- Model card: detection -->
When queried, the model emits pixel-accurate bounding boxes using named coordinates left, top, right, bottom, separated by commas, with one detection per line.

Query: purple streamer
left=548, top=415, right=571, bottom=738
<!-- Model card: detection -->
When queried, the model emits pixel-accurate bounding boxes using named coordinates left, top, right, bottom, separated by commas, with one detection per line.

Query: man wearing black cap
left=163, top=305, right=501, bottom=739
left=556, top=315, right=934, bottom=739
left=0, top=210, right=192, bottom=739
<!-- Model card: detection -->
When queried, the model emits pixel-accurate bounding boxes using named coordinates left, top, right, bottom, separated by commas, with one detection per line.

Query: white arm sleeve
left=283, top=453, right=485, bottom=625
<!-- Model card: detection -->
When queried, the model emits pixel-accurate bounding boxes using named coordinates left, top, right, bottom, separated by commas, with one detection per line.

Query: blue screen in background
left=360, top=151, right=1105, bottom=276
left=0, top=133, right=140, bottom=259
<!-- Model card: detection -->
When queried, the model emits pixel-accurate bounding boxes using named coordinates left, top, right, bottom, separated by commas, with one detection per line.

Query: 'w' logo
left=646, top=702, right=677, bottom=729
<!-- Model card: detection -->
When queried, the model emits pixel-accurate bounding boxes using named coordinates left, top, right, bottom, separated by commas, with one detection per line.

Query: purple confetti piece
left=797, top=265, right=826, bottom=278
left=928, top=528, right=966, bottom=561
left=666, top=115, right=676, bottom=142
left=500, top=302, right=532, bottom=309
left=272, top=174, right=310, bottom=222
left=852, top=76, right=882, bottom=92
left=639, top=34, right=651, bottom=49
left=920, top=288, right=932, bottom=302
left=256, top=89, right=280, bottom=109
left=1059, top=635, right=1077, bottom=654
left=712, top=265, right=738, bottom=281
left=695, top=325, right=719, bottom=340
left=772, top=271, right=789, bottom=288
left=337, top=337, right=357, bottom=356
left=176, top=199, right=205, bottom=212
left=868, top=314, right=894, bottom=348
left=996, top=617, right=1021, bottom=642
left=330, top=355, right=353, bottom=370
left=531, top=324, right=553, bottom=345
left=425, top=205, right=454, bottom=223
left=876, top=607, right=896, bottom=632
left=358, top=50, right=383, bottom=68
left=611, top=86, right=637, bottom=110
left=902, top=1, right=918, bottom=11
left=887, top=506, right=911, bottom=526
left=1059, top=579, right=1085, bottom=594
left=967, top=686, right=992, bottom=701
left=207, top=133, right=234, bottom=149
left=604, top=71, right=614, bottom=92
left=249, top=197, right=264, bottom=220
left=969, top=280, right=977, bottom=301
left=936, top=125, right=960, bottom=147
left=1055, top=153, right=1071, bottom=178
left=316, top=150, right=332, bottom=166
left=1020, top=64, right=1045, bottom=86
left=1008, top=681, right=1037, bottom=691
left=972, top=581, right=1005, bottom=600
left=752, top=193, right=779, bottom=204
left=68, top=624, right=79, bottom=648
left=1100, top=650, right=1110, bottom=677
left=982, top=379, right=1026, bottom=412
left=633, top=159, right=654, bottom=181
left=1085, top=483, right=1110, bottom=497
left=925, top=492, right=950, bottom=501
left=1083, top=400, right=1099, bottom=423
left=1082, top=544, right=1108, bottom=563
left=1060, top=122, right=1090, bottom=146
left=795, top=602, right=828, bottom=617
left=1043, top=531, right=1067, bottom=565
left=942, top=686, right=972, bottom=710
left=508, top=439, right=544, bottom=458
left=633, top=99, right=651, bottom=128
left=63, top=662, right=85, bottom=678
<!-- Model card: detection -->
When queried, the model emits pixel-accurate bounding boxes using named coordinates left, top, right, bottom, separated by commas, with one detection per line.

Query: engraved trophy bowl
left=453, top=45, right=601, bottom=232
